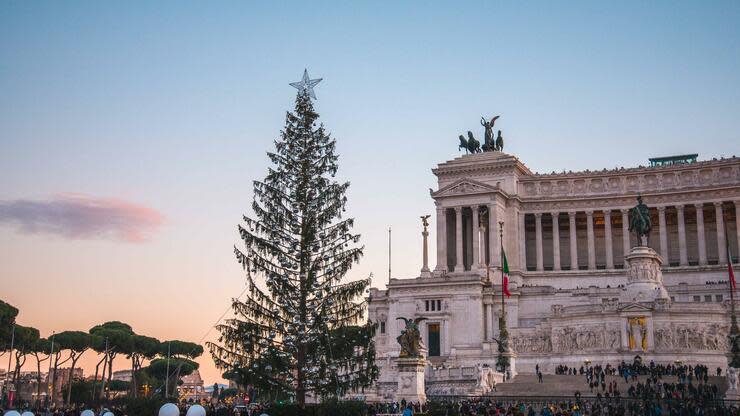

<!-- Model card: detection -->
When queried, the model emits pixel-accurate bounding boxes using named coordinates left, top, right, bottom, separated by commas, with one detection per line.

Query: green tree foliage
left=0, top=299, right=19, bottom=350
left=208, top=90, right=377, bottom=405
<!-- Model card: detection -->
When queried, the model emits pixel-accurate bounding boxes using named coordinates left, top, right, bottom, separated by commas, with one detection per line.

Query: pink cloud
left=0, top=193, right=165, bottom=243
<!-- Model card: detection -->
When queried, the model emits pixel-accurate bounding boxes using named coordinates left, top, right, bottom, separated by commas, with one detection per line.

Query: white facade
left=367, top=152, right=740, bottom=400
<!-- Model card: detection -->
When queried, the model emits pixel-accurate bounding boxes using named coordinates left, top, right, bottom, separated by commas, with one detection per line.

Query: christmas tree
left=209, top=86, right=378, bottom=405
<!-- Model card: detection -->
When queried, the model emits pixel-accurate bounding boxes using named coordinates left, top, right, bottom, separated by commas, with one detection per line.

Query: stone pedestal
left=621, top=246, right=669, bottom=303
left=395, top=357, right=427, bottom=404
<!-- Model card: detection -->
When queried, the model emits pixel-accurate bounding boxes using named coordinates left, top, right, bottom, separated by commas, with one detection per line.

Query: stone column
left=695, top=203, right=707, bottom=266
left=716, top=202, right=727, bottom=264
left=489, top=204, right=500, bottom=268
left=519, top=211, right=526, bottom=271
left=434, top=205, right=448, bottom=273
left=455, top=207, right=464, bottom=272
left=471, top=206, right=480, bottom=270
left=535, top=213, right=544, bottom=271
left=569, top=211, right=578, bottom=270
left=621, top=209, right=631, bottom=256
left=658, top=206, right=669, bottom=263
left=677, top=204, right=688, bottom=266
left=551, top=212, right=561, bottom=271
left=586, top=210, right=596, bottom=270
left=604, top=210, right=614, bottom=269
left=421, top=220, right=431, bottom=277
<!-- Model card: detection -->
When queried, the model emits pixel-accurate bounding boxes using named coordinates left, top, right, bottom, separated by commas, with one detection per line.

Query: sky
left=1, top=1, right=739, bottom=385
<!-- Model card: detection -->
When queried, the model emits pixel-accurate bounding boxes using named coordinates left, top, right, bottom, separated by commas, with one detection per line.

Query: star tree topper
left=289, top=69, right=322, bottom=99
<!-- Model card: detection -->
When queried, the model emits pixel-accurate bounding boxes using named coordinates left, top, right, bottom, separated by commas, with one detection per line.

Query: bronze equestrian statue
left=629, top=195, right=652, bottom=246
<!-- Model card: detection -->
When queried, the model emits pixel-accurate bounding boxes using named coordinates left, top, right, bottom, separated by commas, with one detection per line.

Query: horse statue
left=396, top=317, right=427, bottom=358
left=458, top=132, right=481, bottom=154
left=481, top=115, right=500, bottom=152
left=629, top=195, right=652, bottom=246
left=495, top=130, right=504, bottom=152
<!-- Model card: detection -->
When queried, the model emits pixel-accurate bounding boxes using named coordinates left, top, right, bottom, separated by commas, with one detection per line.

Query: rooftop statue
left=481, top=115, right=500, bottom=151
left=458, top=115, right=505, bottom=153
left=458, top=131, right=481, bottom=154
left=495, top=130, right=504, bottom=152
left=396, top=317, right=427, bottom=358
left=629, top=195, right=652, bottom=246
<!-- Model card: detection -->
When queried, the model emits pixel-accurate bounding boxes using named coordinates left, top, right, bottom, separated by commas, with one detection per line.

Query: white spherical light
left=186, top=405, right=206, bottom=416
left=159, top=403, right=180, bottom=416
left=80, top=411, right=95, bottom=416
left=22, top=412, right=36, bottom=416
left=103, top=412, right=115, bottom=416
left=4, top=411, right=21, bottom=416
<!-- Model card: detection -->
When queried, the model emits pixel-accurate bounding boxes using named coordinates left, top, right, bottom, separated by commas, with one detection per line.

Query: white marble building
left=366, top=152, right=740, bottom=399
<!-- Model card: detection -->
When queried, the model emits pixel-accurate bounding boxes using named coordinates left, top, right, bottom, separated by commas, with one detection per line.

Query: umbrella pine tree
left=209, top=89, right=378, bottom=405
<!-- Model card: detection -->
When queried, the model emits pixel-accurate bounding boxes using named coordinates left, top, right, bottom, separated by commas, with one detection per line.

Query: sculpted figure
left=495, top=130, right=504, bottom=151
left=480, top=115, right=499, bottom=152
left=729, top=367, right=739, bottom=392
left=396, top=317, right=427, bottom=358
left=629, top=195, right=652, bottom=245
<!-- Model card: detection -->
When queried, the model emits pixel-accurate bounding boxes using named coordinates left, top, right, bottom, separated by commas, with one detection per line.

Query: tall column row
left=433, top=203, right=502, bottom=274
left=522, top=201, right=739, bottom=272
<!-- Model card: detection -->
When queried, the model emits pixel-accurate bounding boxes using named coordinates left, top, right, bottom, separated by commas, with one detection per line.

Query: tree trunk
left=130, top=356, right=138, bottom=398
left=105, top=353, right=115, bottom=402
left=65, top=354, right=80, bottom=406
left=91, top=356, right=103, bottom=404
left=98, top=354, right=108, bottom=401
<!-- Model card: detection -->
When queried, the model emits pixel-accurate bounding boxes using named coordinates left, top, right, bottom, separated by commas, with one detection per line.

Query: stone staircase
left=489, top=374, right=728, bottom=398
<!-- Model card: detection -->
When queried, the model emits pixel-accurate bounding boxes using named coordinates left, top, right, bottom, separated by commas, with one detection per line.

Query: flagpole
left=724, top=220, right=740, bottom=368
left=497, top=220, right=510, bottom=375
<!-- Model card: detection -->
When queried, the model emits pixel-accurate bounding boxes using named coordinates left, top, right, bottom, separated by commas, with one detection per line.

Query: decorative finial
left=289, top=69, right=322, bottom=99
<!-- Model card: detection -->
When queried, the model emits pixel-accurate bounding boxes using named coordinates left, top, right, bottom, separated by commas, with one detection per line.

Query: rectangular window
left=670, top=296, right=675, bottom=302
left=428, top=323, right=441, bottom=357
left=716, top=295, right=724, bottom=302
left=437, top=300, right=442, bottom=311
left=380, top=322, right=385, bottom=334
left=425, top=300, right=430, bottom=311
left=704, top=295, right=712, bottom=302
left=693, top=296, right=701, bottom=302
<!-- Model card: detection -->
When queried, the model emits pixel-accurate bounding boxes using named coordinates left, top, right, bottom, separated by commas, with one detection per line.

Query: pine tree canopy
left=209, top=90, right=378, bottom=404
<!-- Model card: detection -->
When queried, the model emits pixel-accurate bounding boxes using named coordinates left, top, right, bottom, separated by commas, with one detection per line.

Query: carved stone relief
left=653, top=323, right=728, bottom=351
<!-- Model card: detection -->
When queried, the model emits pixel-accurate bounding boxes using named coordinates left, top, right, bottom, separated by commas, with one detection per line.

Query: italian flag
left=502, top=249, right=512, bottom=297
left=729, top=240, right=737, bottom=291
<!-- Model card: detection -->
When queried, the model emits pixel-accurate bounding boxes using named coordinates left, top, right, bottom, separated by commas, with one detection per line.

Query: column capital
left=657, top=206, right=667, bottom=212
left=713, top=201, right=724, bottom=208
left=585, top=210, right=594, bottom=217
left=694, top=202, right=704, bottom=209
left=676, top=204, right=685, bottom=212
left=534, top=212, right=543, bottom=219
left=620, top=208, right=629, bottom=215
left=734, top=200, right=740, bottom=207
left=454, top=206, right=462, bottom=213
left=568, top=210, right=577, bottom=217
left=603, top=210, right=612, bottom=218
left=550, top=211, right=560, bottom=218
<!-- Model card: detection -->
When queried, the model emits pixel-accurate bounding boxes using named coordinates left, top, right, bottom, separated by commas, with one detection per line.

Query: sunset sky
left=2, top=1, right=740, bottom=384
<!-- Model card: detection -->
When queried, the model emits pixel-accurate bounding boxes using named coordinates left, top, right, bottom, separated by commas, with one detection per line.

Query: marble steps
left=489, top=374, right=728, bottom=398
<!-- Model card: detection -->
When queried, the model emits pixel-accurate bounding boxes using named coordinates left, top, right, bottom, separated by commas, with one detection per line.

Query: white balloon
left=80, top=410, right=95, bottom=416
left=186, top=405, right=206, bottom=416
left=22, top=412, right=36, bottom=416
left=159, top=403, right=180, bottom=416
left=4, top=411, right=21, bottom=416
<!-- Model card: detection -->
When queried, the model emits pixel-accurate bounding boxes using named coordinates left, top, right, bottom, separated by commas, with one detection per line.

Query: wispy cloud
left=0, top=193, right=165, bottom=243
